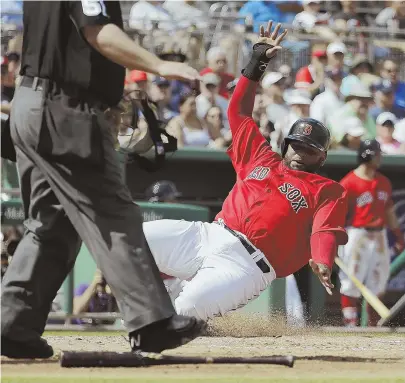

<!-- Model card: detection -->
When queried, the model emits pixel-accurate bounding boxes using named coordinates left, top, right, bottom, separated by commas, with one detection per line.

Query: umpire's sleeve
left=67, top=0, right=111, bottom=30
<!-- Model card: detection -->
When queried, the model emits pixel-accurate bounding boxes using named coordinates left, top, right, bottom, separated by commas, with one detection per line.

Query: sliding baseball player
left=339, top=139, right=405, bottom=326
left=143, top=22, right=349, bottom=321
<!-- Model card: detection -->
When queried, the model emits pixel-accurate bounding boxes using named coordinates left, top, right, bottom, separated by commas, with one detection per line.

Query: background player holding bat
left=142, top=21, right=349, bottom=321
left=338, top=139, right=405, bottom=326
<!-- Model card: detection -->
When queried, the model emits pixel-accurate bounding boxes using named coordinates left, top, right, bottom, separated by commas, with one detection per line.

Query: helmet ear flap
left=281, top=139, right=289, bottom=158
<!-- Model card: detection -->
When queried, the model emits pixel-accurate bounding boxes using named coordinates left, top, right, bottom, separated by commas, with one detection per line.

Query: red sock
left=341, top=295, right=359, bottom=327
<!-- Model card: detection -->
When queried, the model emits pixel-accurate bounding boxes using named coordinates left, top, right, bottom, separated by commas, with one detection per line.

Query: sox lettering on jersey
left=246, top=166, right=270, bottom=181
left=278, top=182, right=308, bottom=213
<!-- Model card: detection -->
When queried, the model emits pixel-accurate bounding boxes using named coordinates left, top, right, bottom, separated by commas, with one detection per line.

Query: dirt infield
left=2, top=315, right=405, bottom=383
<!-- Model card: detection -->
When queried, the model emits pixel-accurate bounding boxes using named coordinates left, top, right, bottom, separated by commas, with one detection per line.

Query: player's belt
left=364, top=227, right=384, bottom=232
left=215, top=222, right=271, bottom=274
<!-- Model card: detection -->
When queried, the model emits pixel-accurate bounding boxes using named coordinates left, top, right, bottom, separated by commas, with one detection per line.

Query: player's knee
left=175, top=296, right=211, bottom=321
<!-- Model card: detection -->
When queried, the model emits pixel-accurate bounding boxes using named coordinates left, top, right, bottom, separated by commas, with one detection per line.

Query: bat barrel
left=60, top=351, right=295, bottom=368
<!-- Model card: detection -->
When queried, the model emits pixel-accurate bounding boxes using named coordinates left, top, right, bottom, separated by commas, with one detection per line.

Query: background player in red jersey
left=338, top=139, right=405, bottom=326
left=142, top=21, right=349, bottom=320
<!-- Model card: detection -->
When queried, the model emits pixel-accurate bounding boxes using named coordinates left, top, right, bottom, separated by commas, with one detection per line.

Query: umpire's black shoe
left=1, top=336, right=54, bottom=359
left=129, top=314, right=207, bottom=353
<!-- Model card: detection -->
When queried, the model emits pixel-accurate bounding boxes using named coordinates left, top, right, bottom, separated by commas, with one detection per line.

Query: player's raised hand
left=309, top=259, right=334, bottom=295
left=257, top=21, right=288, bottom=58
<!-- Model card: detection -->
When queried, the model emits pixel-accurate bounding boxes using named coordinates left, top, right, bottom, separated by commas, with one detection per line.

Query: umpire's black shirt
left=21, top=1, right=125, bottom=106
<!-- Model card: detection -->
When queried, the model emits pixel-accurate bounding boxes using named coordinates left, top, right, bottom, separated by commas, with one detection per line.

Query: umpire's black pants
left=1, top=78, right=175, bottom=343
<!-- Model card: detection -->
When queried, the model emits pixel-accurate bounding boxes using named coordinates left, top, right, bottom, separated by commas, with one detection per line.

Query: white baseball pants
left=143, top=219, right=276, bottom=321
left=338, top=227, right=390, bottom=298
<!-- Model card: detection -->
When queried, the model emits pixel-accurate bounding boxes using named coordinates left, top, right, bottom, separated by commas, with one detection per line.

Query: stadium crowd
left=2, top=1, right=405, bottom=156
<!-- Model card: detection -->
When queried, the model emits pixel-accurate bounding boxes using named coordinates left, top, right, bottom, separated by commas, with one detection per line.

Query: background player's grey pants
left=1, top=80, right=175, bottom=343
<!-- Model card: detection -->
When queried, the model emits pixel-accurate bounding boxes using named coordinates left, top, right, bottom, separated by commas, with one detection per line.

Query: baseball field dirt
left=2, top=314, right=405, bottom=383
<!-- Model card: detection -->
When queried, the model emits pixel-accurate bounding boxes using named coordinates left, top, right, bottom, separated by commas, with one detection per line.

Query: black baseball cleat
left=1, top=336, right=54, bottom=359
left=129, top=314, right=207, bottom=353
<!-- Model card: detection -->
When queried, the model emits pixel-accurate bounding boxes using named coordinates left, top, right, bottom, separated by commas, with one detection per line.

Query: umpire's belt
left=215, top=221, right=271, bottom=274
left=19, top=76, right=110, bottom=111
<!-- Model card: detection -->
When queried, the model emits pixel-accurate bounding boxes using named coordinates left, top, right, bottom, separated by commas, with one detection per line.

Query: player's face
left=284, top=141, right=326, bottom=173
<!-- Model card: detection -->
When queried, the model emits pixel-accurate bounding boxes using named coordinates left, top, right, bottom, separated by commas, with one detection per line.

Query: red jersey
left=200, top=67, right=235, bottom=99
left=339, top=171, right=392, bottom=229
left=215, top=76, right=348, bottom=278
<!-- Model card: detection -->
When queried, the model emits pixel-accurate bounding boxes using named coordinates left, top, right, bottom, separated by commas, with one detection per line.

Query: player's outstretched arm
left=228, top=21, right=287, bottom=130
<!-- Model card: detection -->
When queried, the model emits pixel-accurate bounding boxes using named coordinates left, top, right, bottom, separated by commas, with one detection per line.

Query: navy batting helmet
left=357, top=139, right=381, bottom=164
left=145, top=180, right=181, bottom=202
left=281, top=118, right=331, bottom=157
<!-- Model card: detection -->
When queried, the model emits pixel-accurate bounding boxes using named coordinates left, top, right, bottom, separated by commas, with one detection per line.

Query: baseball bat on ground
left=377, top=293, right=405, bottom=327
left=60, top=351, right=295, bottom=368
left=335, top=257, right=390, bottom=320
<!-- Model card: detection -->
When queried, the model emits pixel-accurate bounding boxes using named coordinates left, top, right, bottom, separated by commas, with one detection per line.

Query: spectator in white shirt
left=293, top=0, right=331, bottom=31
left=272, top=90, right=312, bottom=149
left=310, top=67, right=345, bottom=127
left=335, top=116, right=365, bottom=151
left=375, top=112, right=401, bottom=154
left=129, top=0, right=172, bottom=31
left=376, top=1, right=405, bottom=38
left=261, top=72, right=289, bottom=126
left=393, top=119, right=405, bottom=154
left=195, top=73, right=229, bottom=128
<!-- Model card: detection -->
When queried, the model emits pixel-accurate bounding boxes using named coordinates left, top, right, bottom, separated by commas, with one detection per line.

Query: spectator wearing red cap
left=125, top=70, right=149, bottom=96
left=295, top=49, right=327, bottom=97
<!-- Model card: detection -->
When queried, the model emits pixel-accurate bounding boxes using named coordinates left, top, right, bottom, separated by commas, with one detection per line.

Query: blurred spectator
left=259, top=120, right=275, bottom=144
left=162, top=0, right=209, bottom=29
left=278, top=64, right=294, bottom=91
left=1, top=226, right=22, bottom=280
left=370, top=80, right=405, bottom=120
left=393, top=118, right=405, bottom=154
left=226, top=78, right=239, bottom=98
left=340, top=55, right=373, bottom=96
left=125, top=70, right=149, bottom=96
left=333, top=0, right=369, bottom=31
left=166, top=92, right=224, bottom=148
left=295, top=49, right=327, bottom=97
left=145, top=180, right=181, bottom=203
left=376, top=0, right=405, bottom=38
left=310, top=67, right=345, bottom=127
left=252, top=93, right=267, bottom=126
left=327, top=41, right=347, bottom=71
left=273, top=90, right=312, bottom=148
left=375, top=112, right=402, bottom=154
left=238, top=1, right=303, bottom=33
left=129, top=0, right=172, bottom=31
left=0, top=1, right=23, bottom=30
left=200, top=47, right=235, bottom=99
left=379, top=59, right=405, bottom=110
left=335, top=116, right=365, bottom=150
left=204, top=106, right=231, bottom=147
left=73, top=269, right=118, bottom=325
left=196, top=73, right=229, bottom=125
left=293, top=0, right=334, bottom=38
left=330, top=87, right=376, bottom=143
left=261, top=72, right=289, bottom=127
left=149, top=76, right=178, bottom=123
left=1, top=56, right=15, bottom=107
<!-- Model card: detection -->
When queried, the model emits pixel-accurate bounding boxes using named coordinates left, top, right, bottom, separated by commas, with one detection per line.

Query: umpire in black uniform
left=1, top=1, right=205, bottom=359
